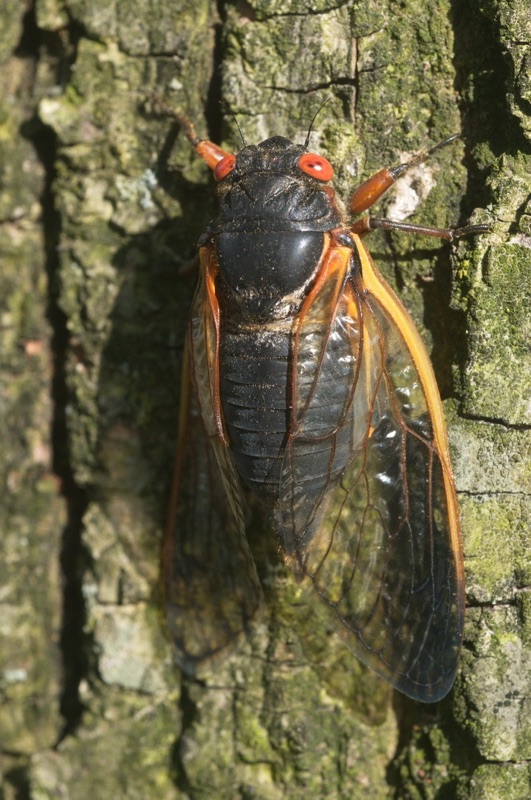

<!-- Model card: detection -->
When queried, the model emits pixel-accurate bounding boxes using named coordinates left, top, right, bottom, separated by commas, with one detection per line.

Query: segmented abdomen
left=220, top=321, right=291, bottom=500
left=220, top=309, right=359, bottom=505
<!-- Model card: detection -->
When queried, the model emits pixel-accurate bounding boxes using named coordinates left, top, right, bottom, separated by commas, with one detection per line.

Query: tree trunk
left=1, top=0, right=529, bottom=798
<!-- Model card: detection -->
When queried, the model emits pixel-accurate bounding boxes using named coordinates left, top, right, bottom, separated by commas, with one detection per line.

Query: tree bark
left=1, top=0, right=530, bottom=798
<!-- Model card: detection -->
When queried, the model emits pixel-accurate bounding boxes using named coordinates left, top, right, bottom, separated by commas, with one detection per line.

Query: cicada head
left=208, top=136, right=343, bottom=235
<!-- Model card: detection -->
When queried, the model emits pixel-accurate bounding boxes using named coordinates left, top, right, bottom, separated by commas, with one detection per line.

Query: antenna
left=303, top=96, right=333, bottom=148
left=221, top=102, right=247, bottom=148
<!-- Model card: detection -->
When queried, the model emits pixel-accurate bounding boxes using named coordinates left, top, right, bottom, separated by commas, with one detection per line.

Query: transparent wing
left=163, top=257, right=262, bottom=673
left=279, top=240, right=463, bottom=701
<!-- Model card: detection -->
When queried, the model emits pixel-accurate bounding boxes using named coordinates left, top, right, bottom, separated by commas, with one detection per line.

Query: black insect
left=158, top=100, right=488, bottom=701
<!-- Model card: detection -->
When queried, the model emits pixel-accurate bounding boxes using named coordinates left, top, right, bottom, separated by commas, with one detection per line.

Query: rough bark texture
left=1, top=0, right=530, bottom=798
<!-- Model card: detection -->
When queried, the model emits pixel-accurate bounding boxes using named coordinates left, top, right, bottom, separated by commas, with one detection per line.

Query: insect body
left=162, top=105, right=488, bottom=702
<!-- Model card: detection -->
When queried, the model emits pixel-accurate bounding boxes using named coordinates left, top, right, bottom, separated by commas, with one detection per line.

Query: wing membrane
left=164, top=252, right=262, bottom=673
left=279, top=238, right=463, bottom=701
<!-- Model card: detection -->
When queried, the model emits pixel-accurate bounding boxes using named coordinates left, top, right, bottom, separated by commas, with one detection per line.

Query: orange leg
left=349, top=134, right=461, bottom=215
left=351, top=216, right=490, bottom=241
left=150, top=93, right=230, bottom=168
left=348, top=133, right=490, bottom=241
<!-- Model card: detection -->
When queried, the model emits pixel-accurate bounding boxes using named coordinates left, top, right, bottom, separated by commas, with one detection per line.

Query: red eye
left=298, top=153, right=334, bottom=181
left=214, top=154, right=236, bottom=181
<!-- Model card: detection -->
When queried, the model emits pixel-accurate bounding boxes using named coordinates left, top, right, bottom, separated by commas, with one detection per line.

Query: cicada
left=160, top=102, right=488, bottom=702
